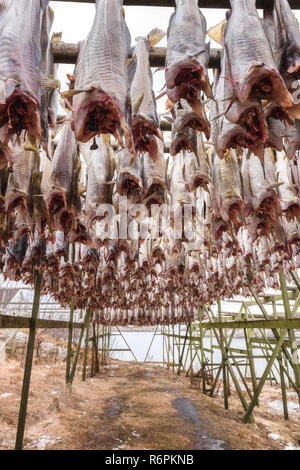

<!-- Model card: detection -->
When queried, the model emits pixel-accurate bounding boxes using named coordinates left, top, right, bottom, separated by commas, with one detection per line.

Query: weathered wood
left=68, top=310, right=90, bottom=384
left=65, top=296, right=75, bottom=383
left=243, top=329, right=288, bottom=423
left=0, top=314, right=83, bottom=329
left=15, top=272, right=42, bottom=451
left=51, top=0, right=300, bottom=9
left=82, top=311, right=90, bottom=381
left=52, top=41, right=221, bottom=68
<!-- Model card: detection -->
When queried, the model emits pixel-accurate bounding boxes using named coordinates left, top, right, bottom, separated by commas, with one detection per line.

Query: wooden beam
left=0, top=314, right=83, bottom=329
left=51, top=0, right=300, bottom=10
left=52, top=41, right=221, bottom=68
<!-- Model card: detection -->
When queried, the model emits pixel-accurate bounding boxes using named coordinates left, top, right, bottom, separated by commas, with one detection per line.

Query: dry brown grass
left=0, top=356, right=299, bottom=450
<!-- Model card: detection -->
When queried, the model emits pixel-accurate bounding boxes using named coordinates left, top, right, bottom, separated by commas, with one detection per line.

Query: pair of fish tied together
left=0, top=0, right=300, bottom=326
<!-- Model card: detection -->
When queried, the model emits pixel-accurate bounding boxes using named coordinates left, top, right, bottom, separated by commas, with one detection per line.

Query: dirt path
left=0, top=358, right=299, bottom=450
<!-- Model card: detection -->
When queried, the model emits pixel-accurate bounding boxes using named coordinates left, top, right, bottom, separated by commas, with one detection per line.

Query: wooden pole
left=243, top=329, right=287, bottom=423
left=51, top=0, right=300, bottom=10
left=82, top=310, right=90, bottom=381
left=206, top=307, right=254, bottom=422
left=52, top=40, right=220, bottom=68
left=279, top=353, right=289, bottom=420
left=15, top=272, right=42, bottom=450
left=92, top=322, right=99, bottom=373
left=65, top=296, right=75, bottom=383
left=279, top=266, right=300, bottom=402
left=243, top=307, right=258, bottom=405
left=177, top=323, right=190, bottom=375
left=217, top=301, right=228, bottom=409
left=68, top=310, right=90, bottom=385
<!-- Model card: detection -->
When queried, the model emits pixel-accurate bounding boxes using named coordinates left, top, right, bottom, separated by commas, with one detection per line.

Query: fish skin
left=170, top=152, right=195, bottom=236
left=130, top=34, right=163, bottom=162
left=185, top=132, right=209, bottom=192
left=5, top=137, right=38, bottom=215
left=276, top=149, right=300, bottom=221
left=166, top=0, right=212, bottom=108
left=213, top=149, right=244, bottom=227
left=266, top=115, right=285, bottom=151
left=72, top=0, right=133, bottom=152
left=263, top=4, right=286, bottom=70
left=0, top=0, right=49, bottom=143
left=211, top=51, right=266, bottom=159
left=40, top=8, right=60, bottom=150
left=285, top=119, right=300, bottom=160
left=264, top=148, right=278, bottom=188
left=46, top=121, right=78, bottom=228
left=240, top=150, right=253, bottom=217
left=220, top=50, right=268, bottom=144
left=84, top=135, right=115, bottom=229
left=248, top=153, right=281, bottom=221
left=224, top=0, right=292, bottom=107
left=142, top=137, right=166, bottom=208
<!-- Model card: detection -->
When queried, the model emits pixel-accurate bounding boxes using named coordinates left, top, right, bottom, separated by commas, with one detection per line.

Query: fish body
left=85, top=136, right=115, bottom=228
left=40, top=8, right=60, bottom=149
left=285, top=119, right=300, bottom=160
left=275, top=0, right=300, bottom=78
left=248, top=152, right=281, bottom=223
left=116, top=147, right=143, bottom=198
left=211, top=51, right=266, bottom=158
left=213, top=149, right=244, bottom=227
left=166, top=0, right=211, bottom=109
left=170, top=126, right=198, bottom=157
left=46, top=122, right=78, bottom=228
left=130, top=31, right=164, bottom=162
left=5, top=137, right=38, bottom=215
left=277, top=150, right=300, bottom=220
left=224, top=0, right=292, bottom=107
left=72, top=0, right=132, bottom=152
left=142, top=138, right=166, bottom=208
left=185, top=132, right=209, bottom=192
left=0, top=0, right=49, bottom=143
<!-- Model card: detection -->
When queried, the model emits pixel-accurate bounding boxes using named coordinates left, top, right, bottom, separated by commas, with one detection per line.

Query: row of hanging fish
left=208, top=0, right=300, bottom=159
left=0, top=0, right=299, bottom=164
left=0, top=218, right=298, bottom=325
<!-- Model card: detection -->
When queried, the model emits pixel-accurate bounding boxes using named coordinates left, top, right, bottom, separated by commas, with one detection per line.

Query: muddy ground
left=0, top=357, right=299, bottom=450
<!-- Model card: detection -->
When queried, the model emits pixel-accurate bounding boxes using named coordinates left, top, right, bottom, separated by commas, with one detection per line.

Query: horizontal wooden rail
left=200, top=318, right=300, bottom=330
left=52, top=41, right=221, bottom=68
left=0, top=314, right=83, bottom=329
left=1, top=314, right=299, bottom=330
left=51, top=0, right=300, bottom=10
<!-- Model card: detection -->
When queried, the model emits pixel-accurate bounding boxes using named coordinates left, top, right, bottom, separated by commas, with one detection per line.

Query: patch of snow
left=26, top=435, right=63, bottom=450
left=268, top=400, right=299, bottom=414
left=268, top=433, right=280, bottom=441
left=285, top=443, right=300, bottom=450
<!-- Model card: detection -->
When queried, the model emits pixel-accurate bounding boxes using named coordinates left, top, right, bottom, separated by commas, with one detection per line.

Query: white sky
left=48, top=2, right=300, bottom=118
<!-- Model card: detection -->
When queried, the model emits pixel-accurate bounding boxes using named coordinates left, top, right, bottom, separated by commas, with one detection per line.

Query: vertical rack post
left=15, top=271, right=42, bottom=450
